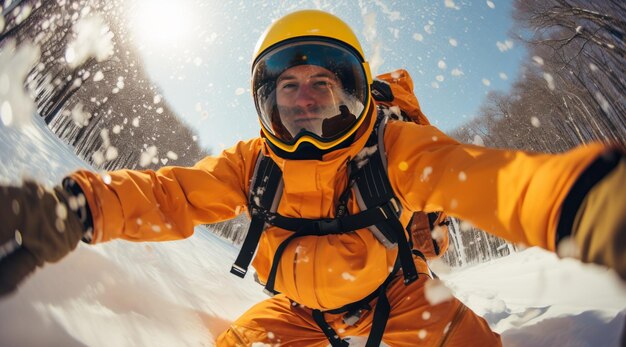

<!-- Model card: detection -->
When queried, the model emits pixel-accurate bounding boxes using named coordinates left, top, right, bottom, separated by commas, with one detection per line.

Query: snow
left=444, top=0, right=460, bottom=11
left=533, top=55, right=545, bottom=66
left=0, top=40, right=40, bottom=128
left=497, top=40, right=514, bottom=52
left=412, top=33, right=424, bottom=42
left=594, top=92, right=611, bottom=113
left=439, top=247, right=626, bottom=346
left=65, top=16, right=114, bottom=68
left=543, top=73, right=556, bottom=90
left=530, top=116, right=542, bottom=128
left=0, top=85, right=625, bottom=347
left=424, top=278, right=455, bottom=305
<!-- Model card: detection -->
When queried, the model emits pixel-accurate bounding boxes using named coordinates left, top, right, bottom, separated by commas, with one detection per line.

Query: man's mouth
left=293, top=114, right=321, bottom=123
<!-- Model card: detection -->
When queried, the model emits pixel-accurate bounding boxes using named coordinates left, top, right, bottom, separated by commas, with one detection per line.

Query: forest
left=1, top=0, right=208, bottom=170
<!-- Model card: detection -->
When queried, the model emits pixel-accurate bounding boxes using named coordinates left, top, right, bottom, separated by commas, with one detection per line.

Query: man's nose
left=294, top=84, right=316, bottom=108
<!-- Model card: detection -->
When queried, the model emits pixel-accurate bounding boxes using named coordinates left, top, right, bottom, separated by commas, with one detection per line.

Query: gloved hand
left=0, top=181, right=86, bottom=296
left=570, top=154, right=626, bottom=280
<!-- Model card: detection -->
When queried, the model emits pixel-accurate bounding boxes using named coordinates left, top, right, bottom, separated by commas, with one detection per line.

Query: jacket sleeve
left=385, top=121, right=608, bottom=251
left=68, top=139, right=261, bottom=243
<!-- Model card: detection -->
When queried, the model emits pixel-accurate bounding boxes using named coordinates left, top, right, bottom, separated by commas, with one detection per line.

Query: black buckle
left=315, top=219, right=342, bottom=235
left=230, top=265, right=247, bottom=278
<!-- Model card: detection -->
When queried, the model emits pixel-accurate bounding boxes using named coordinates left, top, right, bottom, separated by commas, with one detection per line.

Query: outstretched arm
left=0, top=138, right=262, bottom=295
left=70, top=138, right=261, bottom=243
left=386, top=121, right=625, bottom=278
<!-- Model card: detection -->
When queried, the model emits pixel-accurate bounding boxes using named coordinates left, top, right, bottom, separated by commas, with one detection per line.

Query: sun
left=129, top=0, right=196, bottom=47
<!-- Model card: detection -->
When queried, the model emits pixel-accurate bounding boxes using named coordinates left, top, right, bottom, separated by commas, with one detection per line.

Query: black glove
left=0, top=180, right=89, bottom=296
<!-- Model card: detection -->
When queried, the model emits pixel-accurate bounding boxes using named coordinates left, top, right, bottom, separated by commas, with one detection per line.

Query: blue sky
left=125, top=0, right=526, bottom=151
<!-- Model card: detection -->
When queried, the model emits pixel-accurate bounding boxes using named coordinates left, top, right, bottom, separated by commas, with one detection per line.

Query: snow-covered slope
left=1, top=118, right=625, bottom=346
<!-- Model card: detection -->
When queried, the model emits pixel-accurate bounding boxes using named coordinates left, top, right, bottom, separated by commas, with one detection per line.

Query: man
left=1, top=9, right=624, bottom=347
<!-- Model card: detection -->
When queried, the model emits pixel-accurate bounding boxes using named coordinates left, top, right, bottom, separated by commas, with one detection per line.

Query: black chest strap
left=232, top=113, right=417, bottom=291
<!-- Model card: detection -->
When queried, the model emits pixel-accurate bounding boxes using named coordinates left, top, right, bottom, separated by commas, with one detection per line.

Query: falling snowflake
left=496, top=40, right=514, bottom=52
left=482, top=78, right=491, bottom=86
left=0, top=40, right=40, bottom=127
left=499, top=72, right=508, bottom=80
left=342, top=272, right=356, bottom=281
left=460, top=220, right=474, bottom=232
left=532, top=56, right=544, bottom=66
left=594, top=92, right=610, bottom=113
left=486, top=0, right=495, bottom=8
left=420, top=166, right=433, bottom=182
left=167, top=151, right=178, bottom=160
left=140, top=145, right=158, bottom=167
left=530, top=116, right=541, bottom=127
left=449, top=38, right=458, bottom=47
left=472, top=135, right=485, bottom=146
left=418, top=329, right=428, bottom=340
left=65, top=16, right=114, bottom=68
left=93, top=70, right=104, bottom=81
left=437, top=60, right=447, bottom=70
left=70, top=102, right=91, bottom=127
left=413, top=33, right=424, bottom=42
left=458, top=171, right=467, bottom=181
left=105, top=146, right=118, bottom=161
left=444, top=0, right=460, bottom=10
left=424, top=279, right=454, bottom=305
left=543, top=73, right=555, bottom=90
left=451, top=68, right=464, bottom=77
left=424, top=21, right=434, bottom=34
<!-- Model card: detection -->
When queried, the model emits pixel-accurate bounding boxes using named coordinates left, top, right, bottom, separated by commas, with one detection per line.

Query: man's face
left=276, top=65, right=345, bottom=137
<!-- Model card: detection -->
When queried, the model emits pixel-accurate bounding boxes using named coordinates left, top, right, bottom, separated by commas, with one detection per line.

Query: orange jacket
left=70, top=108, right=606, bottom=311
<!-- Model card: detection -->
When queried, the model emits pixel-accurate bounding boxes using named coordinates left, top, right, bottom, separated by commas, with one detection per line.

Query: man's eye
left=280, top=83, right=297, bottom=90
left=313, top=80, right=330, bottom=88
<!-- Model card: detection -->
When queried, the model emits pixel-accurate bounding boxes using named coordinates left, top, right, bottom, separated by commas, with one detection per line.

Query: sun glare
left=130, top=0, right=195, bottom=46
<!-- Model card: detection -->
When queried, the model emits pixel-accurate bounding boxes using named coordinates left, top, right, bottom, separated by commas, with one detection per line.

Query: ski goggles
left=252, top=39, right=371, bottom=152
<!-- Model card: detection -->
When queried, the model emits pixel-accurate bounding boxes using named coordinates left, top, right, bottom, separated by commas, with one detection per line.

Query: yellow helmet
left=251, top=10, right=373, bottom=157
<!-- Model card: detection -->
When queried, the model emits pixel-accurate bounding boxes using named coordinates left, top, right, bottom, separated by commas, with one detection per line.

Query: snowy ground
left=0, top=118, right=625, bottom=346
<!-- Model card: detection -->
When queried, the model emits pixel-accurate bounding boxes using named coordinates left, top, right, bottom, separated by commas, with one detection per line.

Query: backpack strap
left=351, top=113, right=418, bottom=285
left=230, top=152, right=284, bottom=278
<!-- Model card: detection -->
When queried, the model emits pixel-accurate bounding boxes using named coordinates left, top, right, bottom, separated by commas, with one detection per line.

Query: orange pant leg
left=216, top=293, right=329, bottom=347
left=218, top=271, right=501, bottom=347
left=319, top=273, right=501, bottom=346
left=376, top=275, right=501, bottom=346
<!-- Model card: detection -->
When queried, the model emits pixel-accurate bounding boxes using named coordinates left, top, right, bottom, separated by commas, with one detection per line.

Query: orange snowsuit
left=69, top=86, right=607, bottom=345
